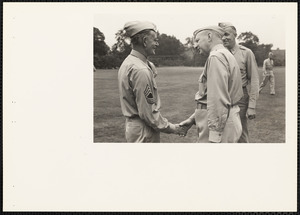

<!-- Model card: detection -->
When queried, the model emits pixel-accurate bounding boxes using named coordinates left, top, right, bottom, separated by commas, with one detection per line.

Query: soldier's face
left=269, top=53, right=273, bottom=59
left=222, top=28, right=236, bottom=49
left=144, top=31, right=159, bottom=56
left=193, top=31, right=209, bottom=55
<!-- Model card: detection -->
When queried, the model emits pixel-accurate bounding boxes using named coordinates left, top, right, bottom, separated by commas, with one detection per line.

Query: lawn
left=94, top=66, right=285, bottom=143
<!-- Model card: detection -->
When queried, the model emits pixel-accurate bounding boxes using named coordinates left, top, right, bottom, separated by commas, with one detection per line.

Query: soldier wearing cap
left=259, top=51, right=275, bottom=95
left=218, top=22, right=259, bottom=143
left=118, top=21, right=187, bottom=143
left=179, top=26, right=243, bottom=143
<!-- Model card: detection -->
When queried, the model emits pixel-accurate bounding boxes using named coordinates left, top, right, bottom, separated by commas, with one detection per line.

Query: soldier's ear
left=143, top=36, right=148, bottom=47
left=207, top=32, right=212, bottom=41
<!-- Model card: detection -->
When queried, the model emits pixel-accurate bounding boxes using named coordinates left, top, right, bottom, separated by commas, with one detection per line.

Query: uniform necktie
left=147, top=60, right=158, bottom=78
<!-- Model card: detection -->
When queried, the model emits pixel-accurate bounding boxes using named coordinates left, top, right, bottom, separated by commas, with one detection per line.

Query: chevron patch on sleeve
left=144, top=84, right=155, bottom=104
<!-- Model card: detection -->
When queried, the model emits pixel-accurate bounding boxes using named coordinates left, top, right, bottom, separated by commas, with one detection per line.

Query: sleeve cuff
left=160, top=122, right=175, bottom=134
left=209, top=130, right=222, bottom=143
left=168, top=123, right=176, bottom=131
left=248, top=101, right=256, bottom=109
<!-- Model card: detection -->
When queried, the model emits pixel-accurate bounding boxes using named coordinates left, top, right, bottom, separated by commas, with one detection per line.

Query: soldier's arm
left=207, top=56, right=231, bottom=143
left=131, top=68, right=180, bottom=134
left=263, top=59, right=267, bottom=73
left=246, top=50, right=259, bottom=109
left=179, top=112, right=196, bottom=130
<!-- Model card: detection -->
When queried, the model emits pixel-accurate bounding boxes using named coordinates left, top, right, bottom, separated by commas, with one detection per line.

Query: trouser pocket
left=125, top=120, right=144, bottom=143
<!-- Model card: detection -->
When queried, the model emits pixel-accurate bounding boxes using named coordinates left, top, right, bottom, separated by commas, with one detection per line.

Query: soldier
left=259, top=52, right=275, bottom=95
left=118, top=21, right=187, bottom=143
left=218, top=22, right=260, bottom=143
left=179, top=26, right=243, bottom=143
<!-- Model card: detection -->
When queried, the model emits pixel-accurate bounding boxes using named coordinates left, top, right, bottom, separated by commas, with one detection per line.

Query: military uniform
left=190, top=44, right=243, bottom=143
left=218, top=22, right=260, bottom=143
left=259, top=58, right=275, bottom=94
left=230, top=44, right=260, bottom=143
left=118, top=50, right=175, bottom=143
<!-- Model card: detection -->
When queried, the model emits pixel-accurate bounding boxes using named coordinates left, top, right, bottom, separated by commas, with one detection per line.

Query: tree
left=181, top=36, right=207, bottom=67
left=94, top=27, right=110, bottom=57
left=113, top=29, right=131, bottom=52
left=237, top=31, right=273, bottom=66
left=111, top=29, right=131, bottom=61
left=237, top=31, right=259, bottom=50
left=155, top=34, right=185, bottom=56
left=184, top=36, right=194, bottom=48
left=255, top=43, right=273, bottom=66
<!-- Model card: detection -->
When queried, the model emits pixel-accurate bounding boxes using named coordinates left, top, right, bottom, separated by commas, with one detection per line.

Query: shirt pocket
left=152, top=79, right=158, bottom=98
left=198, top=73, right=207, bottom=97
left=238, top=57, right=246, bottom=71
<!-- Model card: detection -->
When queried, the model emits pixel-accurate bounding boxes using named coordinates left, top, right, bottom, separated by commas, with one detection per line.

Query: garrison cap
left=218, top=22, right=237, bottom=32
left=193, top=25, right=225, bottom=37
left=124, top=21, right=157, bottom=37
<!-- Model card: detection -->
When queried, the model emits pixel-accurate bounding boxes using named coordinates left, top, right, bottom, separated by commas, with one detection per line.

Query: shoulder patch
left=144, top=84, right=155, bottom=104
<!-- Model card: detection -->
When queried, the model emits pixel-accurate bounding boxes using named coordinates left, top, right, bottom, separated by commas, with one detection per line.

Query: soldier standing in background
left=259, top=52, right=276, bottom=95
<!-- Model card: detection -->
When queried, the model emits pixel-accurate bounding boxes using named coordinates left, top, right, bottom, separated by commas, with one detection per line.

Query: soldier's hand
left=247, top=108, right=256, bottom=120
left=179, top=118, right=194, bottom=128
left=178, top=118, right=194, bottom=136
left=174, top=124, right=188, bottom=137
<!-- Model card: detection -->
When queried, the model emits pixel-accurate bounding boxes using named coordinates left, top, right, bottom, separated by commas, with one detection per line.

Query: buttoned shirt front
left=118, top=50, right=170, bottom=131
left=194, top=44, right=243, bottom=142
left=230, top=44, right=259, bottom=109
left=262, top=58, right=274, bottom=75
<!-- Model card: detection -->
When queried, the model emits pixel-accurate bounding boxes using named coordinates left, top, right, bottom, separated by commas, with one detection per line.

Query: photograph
left=93, top=5, right=286, bottom=143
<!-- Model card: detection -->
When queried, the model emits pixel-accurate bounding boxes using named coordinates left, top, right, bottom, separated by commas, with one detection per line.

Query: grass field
left=94, top=66, right=285, bottom=143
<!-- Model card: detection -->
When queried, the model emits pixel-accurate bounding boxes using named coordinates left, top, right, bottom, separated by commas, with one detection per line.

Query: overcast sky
left=94, top=3, right=291, bottom=50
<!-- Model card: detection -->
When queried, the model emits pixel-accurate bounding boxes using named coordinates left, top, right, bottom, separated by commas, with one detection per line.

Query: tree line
left=94, top=27, right=285, bottom=69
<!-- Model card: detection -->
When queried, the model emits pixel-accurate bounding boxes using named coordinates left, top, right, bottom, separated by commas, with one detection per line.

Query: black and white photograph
left=3, top=2, right=297, bottom=212
left=94, top=5, right=287, bottom=143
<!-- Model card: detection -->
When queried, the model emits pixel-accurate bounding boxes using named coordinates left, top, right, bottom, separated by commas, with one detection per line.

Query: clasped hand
left=175, top=118, right=195, bottom=137
left=173, top=124, right=189, bottom=137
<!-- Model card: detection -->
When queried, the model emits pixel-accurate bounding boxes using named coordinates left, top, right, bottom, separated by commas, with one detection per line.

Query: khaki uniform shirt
left=194, top=44, right=243, bottom=142
left=230, top=44, right=259, bottom=108
left=263, top=58, right=274, bottom=75
left=118, top=50, right=170, bottom=131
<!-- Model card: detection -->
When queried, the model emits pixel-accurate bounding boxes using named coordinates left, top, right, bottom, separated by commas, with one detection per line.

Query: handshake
left=169, top=117, right=195, bottom=137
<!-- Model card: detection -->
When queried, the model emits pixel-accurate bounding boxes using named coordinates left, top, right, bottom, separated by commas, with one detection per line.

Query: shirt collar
left=130, top=50, right=147, bottom=63
left=211, top=43, right=226, bottom=52
left=230, top=43, right=239, bottom=54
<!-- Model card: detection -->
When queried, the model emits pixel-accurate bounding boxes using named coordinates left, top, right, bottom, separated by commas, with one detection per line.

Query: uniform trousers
left=237, top=87, right=250, bottom=143
left=195, top=105, right=242, bottom=143
left=259, top=71, right=275, bottom=94
left=125, top=117, right=160, bottom=143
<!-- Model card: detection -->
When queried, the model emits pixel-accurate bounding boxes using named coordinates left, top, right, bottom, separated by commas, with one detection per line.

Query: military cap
left=124, top=21, right=157, bottom=37
left=193, top=25, right=225, bottom=37
left=218, top=22, right=237, bottom=32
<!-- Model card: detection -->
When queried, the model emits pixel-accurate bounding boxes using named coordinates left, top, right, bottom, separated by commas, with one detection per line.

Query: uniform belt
left=196, top=103, right=238, bottom=110
left=127, top=115, right=139, bottom=119
left=196, top=103, right=207, bottom=109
